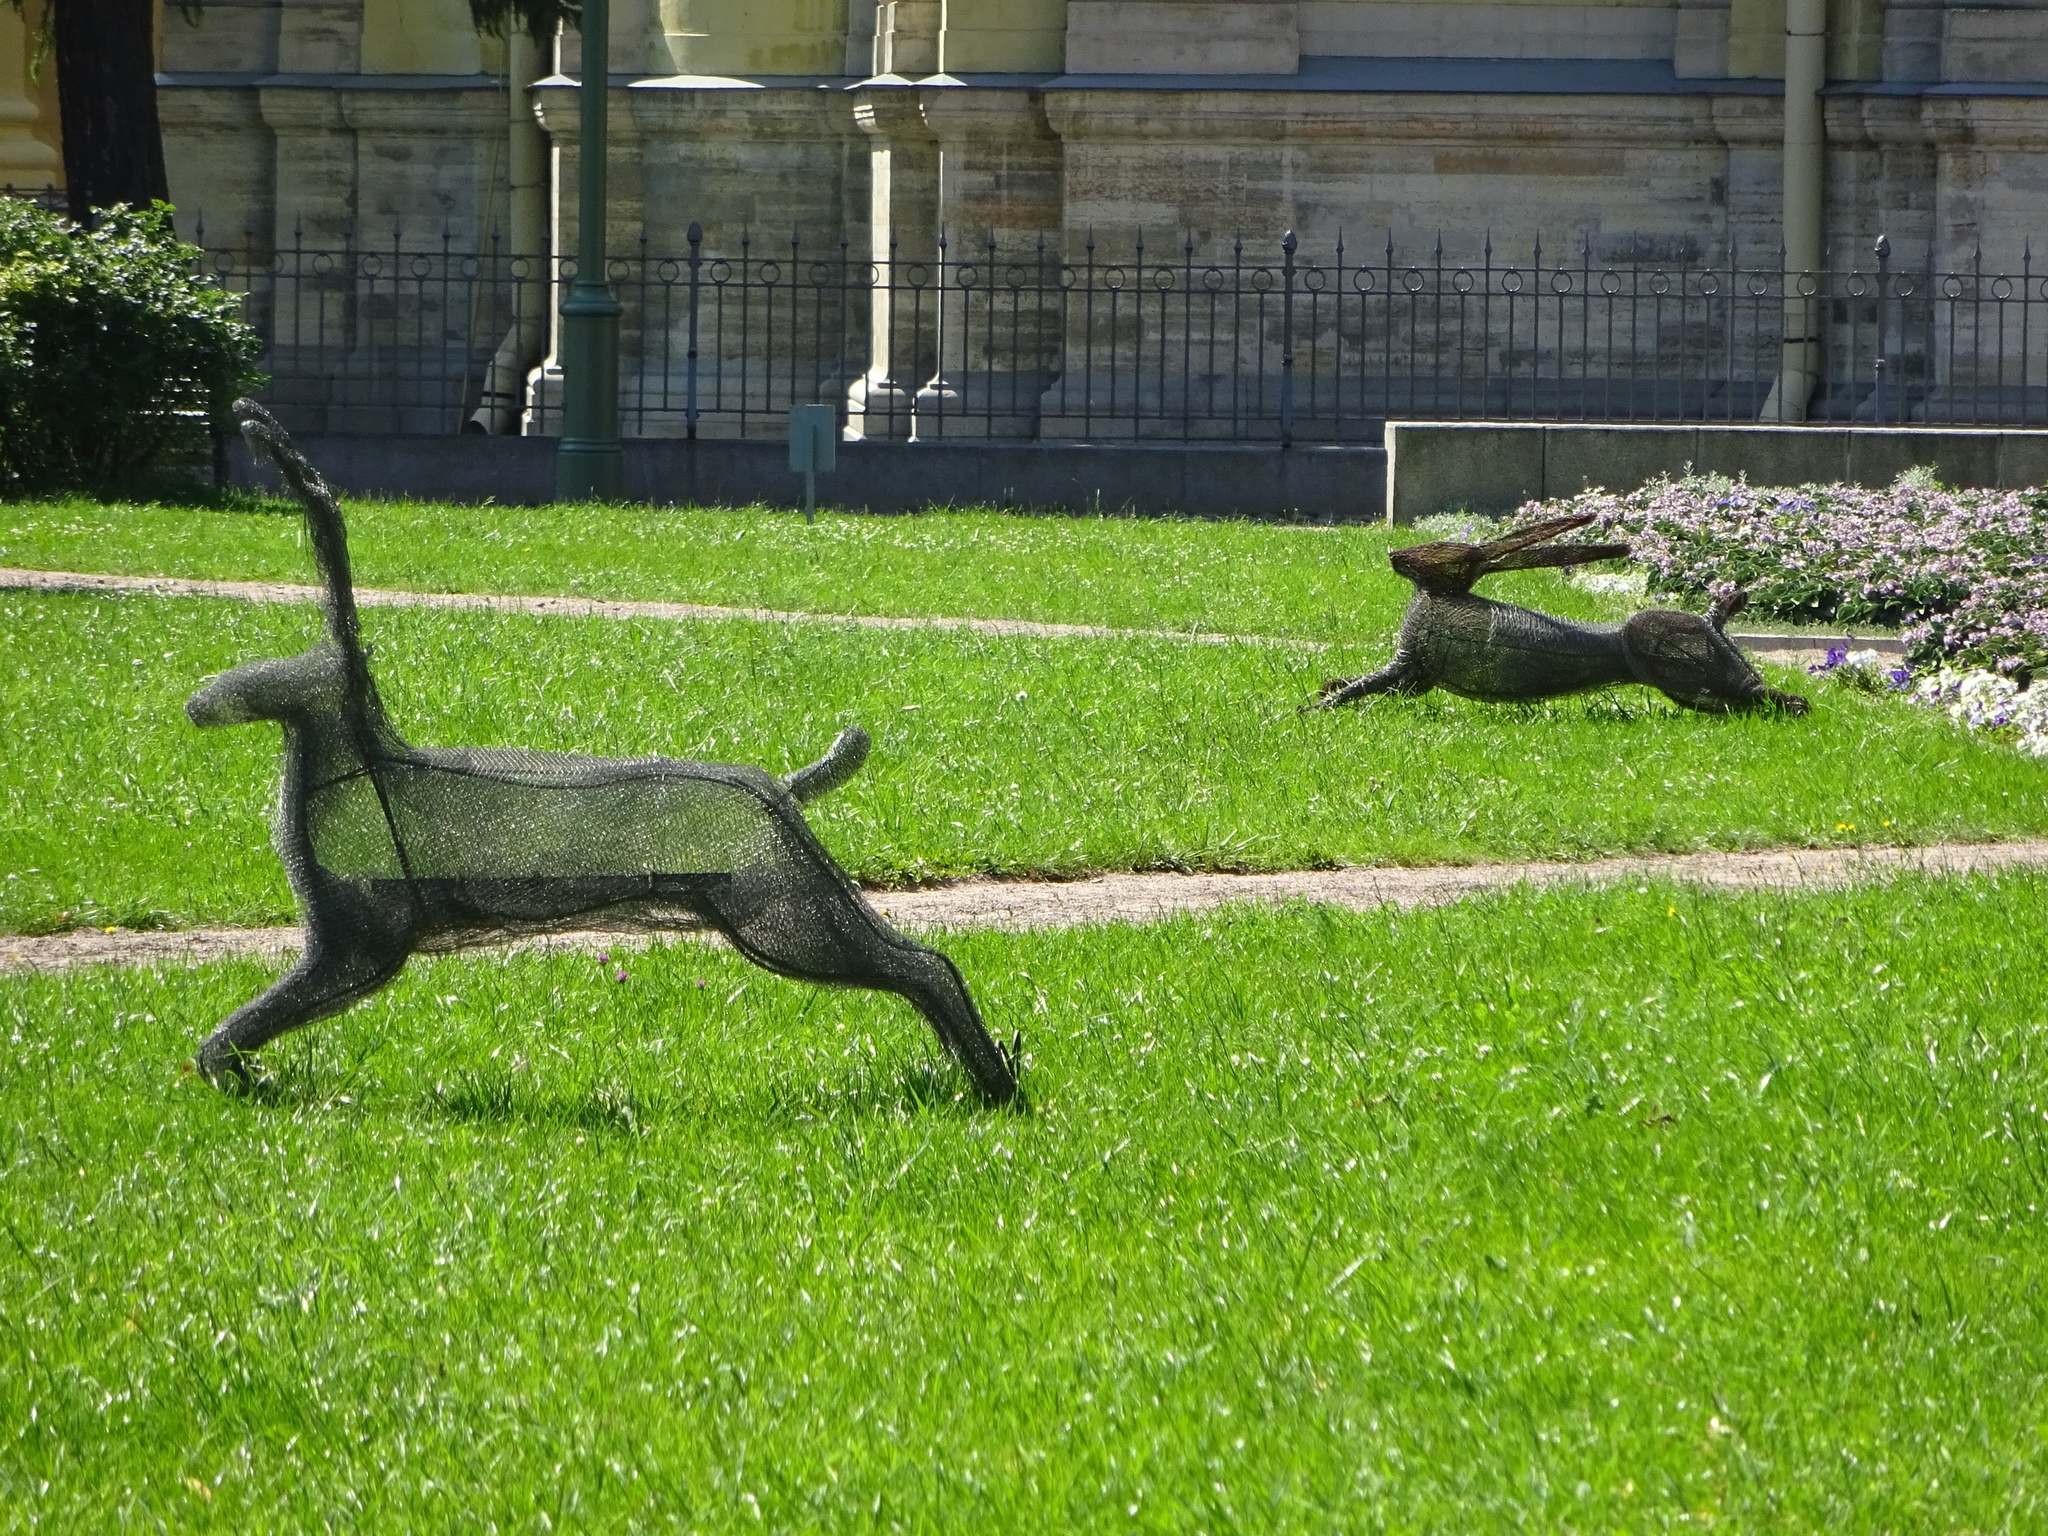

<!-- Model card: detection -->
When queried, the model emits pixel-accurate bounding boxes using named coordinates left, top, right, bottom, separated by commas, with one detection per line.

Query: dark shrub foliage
left=0, top=198, right=262, bottom=492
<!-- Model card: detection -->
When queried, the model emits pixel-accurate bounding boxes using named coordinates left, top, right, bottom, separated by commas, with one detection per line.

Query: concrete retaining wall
left=1383, top=423, right=2048, bottom=524
left=229, top=436, right=1386, bottom=523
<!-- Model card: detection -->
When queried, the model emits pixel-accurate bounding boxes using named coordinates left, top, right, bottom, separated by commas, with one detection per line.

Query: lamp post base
left=555, top=438, right=623, bottom=502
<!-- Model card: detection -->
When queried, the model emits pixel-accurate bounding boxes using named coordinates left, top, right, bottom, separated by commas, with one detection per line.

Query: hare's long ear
left=1478, top=512, right=1598, bottom=559
left=234, top=400, right=365, bottom=667
left=1481, top=539, right=1633, bottom=576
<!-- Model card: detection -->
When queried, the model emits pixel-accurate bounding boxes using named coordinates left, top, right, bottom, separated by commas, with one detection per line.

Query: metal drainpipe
left=465, top=26, right=549, bottom=435
left=1760, top=0, right=1827, bottom=421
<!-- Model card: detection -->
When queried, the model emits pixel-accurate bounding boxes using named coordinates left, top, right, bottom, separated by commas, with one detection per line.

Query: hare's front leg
left=1315, top=656, right=1427, bottom=709
left=869, top=938, right=1020, bottom=1106
left=198, top=931, right=411, bottom=1088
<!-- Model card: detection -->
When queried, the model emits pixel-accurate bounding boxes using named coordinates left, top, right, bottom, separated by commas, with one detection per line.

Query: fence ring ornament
left=1600, top=270, right=1622, bottom=296
left=1403, top=267, right=1426, bottom=294
left=1103, top=266, right=1127, bottom=291
left=509, top=255, right=536, bottom=281
left=359, top=254, right=384, bottom=278
left=1698, top=271, right=1720, bottom=296
left=656, top=258, right=682, bottom=282
left=708, top=258, right=733, bottom=284
left=1500, top=268, right=1524, bottom=294
left=607, top=258, right=632, bottom=283
left=1453, top=268, right=1475, bottom=294
left=1895, top=276, right=1917, bottom=297
left=1202, top=267, right=1228, bottom=292
left=1942, top=274, right=1965, bottom=299
left=410, top=255, right=434, bottom=279
left=1550, top=270, right=1574, bottom=294
left=1153, top=267, right=1176, bottom=290
left=808, top=260, right=835, bottom=285
left=1302, top=266, right=1326, bottom=293
left=757, top=260, right=781, bottom=285
left=1992, top=275, right=2015, bottom=301
left=1060, top=266, right=1080, bottom=291
left=1649, top=271, right=1670, bottom=295
left=1748, top=270, right=1772, bottom=296
left=1351, top=269, right=1377, bottom=293
left=1006, top=264, right=1030, bottom=290
left=954, top=263, right=979, bottom=288
left=905, top=262, right=930, bottom=288
left=211, top=250, right=237, bottom=277
left=1795, top=272, right=1819, bottom=298
left=457, top=255, right=481, bottom=280
left=1250, top=268, right=1274, bottom=292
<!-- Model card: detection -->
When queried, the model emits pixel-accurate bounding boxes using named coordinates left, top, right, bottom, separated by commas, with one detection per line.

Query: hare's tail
left=784, top=726, right=871, bottom=804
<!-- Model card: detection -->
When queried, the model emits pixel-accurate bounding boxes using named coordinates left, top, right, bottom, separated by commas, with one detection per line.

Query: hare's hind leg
left=690, top=869, right=1019, bottom=1105
left=866, top=935, right=1019, bottom=1106
left=197, top=930, right=410, bottom=1089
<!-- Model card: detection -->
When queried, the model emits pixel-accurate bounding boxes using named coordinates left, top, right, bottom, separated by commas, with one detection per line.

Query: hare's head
left=190, top=401, right=379, bottom=730
left=187, top=644, right=351, bottom=729
left=1390, top=513, right=1632, bottom=595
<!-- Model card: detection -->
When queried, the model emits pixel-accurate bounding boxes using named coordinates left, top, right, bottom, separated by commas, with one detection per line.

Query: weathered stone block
left=1845, top=427, right=2001, bottom=489
left=1063, top=1, right=1300, bottom=74
left=1692, top=426, right=1849, bottom=486
left=1384, top=422, right=1543, bottom=524
left=1544, top=425, right=1702, bottom=498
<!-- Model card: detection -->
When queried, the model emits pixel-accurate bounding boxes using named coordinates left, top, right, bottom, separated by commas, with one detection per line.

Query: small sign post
left=787, top=404, right=837, bottom=523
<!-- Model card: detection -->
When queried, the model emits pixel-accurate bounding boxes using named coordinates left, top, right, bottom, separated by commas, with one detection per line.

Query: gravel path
left=8, top=839, right=2042, bottom=976
left=0, top=566, right=1888, bottom=664
left=0, top=567, right=1299, bottom=648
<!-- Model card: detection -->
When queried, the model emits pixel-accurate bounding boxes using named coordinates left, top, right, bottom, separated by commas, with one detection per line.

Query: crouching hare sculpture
left=1315, top=514, right=1809, bottom=716
left=188, top=401, right=1019, bottom=1104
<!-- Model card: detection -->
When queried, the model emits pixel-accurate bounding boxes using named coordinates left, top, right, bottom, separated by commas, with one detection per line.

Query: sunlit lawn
left=4, top=876, right=2044, bottom=1528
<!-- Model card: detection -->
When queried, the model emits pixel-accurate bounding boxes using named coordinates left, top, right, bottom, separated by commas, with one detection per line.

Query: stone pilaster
left=1925, top=95, right=2048, bottom=271
left=535, top=78, right=866, bottom=438
left=278, top=0, right=363, bottom=73
left=1673, top=0, right=1731, bottom=78
left=939, top=0, right=1067, bottom=73
left=1063, top=2, right=1299, bottom=75
left=1881, top=0, right=1944, bottom=83
left=916, top=87, right=1063, bottom=436
left=660, top=0, right=849, bottom=75
left=847, top=82, right=940, bottom=437
left=0, top=1, right=61, bottom=193
left=874, top=1, right=941, bottom=75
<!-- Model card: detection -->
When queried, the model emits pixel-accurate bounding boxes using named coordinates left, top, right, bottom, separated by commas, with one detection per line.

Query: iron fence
left=193, top=222, right=2048, bottom=440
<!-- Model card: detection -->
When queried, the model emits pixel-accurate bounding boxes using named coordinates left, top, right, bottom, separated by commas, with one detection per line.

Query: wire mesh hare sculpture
left=1315, top=514, right=1810, bottom=716
left=188, top=401, right=1019, bottom=1104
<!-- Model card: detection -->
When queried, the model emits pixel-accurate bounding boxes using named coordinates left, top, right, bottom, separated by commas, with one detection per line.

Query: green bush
left=0, top=198, right=262, bottom=493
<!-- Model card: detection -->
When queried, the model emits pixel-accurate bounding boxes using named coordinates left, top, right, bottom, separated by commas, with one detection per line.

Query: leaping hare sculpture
left=187, top=401, right=1019, bottom=1104
left=1315, top=514, right=1809, bottom=716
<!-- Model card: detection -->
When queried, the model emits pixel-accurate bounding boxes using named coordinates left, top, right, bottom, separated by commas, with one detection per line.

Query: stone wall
left=144, top=0, right=2048, bottom=438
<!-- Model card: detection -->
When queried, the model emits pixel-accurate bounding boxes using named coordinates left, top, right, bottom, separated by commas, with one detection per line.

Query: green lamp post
left=555, top=0, right=623, bottom=501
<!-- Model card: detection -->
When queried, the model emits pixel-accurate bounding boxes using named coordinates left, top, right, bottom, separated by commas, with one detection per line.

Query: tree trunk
left=53, top=0, right=169, bottom=222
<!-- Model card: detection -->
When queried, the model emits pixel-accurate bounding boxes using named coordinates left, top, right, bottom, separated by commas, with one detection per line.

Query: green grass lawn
left=5, top=874, right=2044, bottom=1528
left=7, top=591, right=2046, bottom=935
left=0, top=496, right=1635, bottom=645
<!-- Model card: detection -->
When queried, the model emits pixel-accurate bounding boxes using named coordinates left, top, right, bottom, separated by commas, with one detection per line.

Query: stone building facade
left=5, top=1, right=2043, bottom=435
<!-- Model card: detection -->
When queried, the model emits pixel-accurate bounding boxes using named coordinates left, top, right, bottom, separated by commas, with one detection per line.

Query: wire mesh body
left=185, top=403, right=1018, bottom=1103
left=187, top=220, right=2048, bottom=441
left=1318, top=518, right=1810, bottom=715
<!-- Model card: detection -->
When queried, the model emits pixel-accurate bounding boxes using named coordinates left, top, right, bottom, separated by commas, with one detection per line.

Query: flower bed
left=1541, top=473, right=2048, bottom=673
